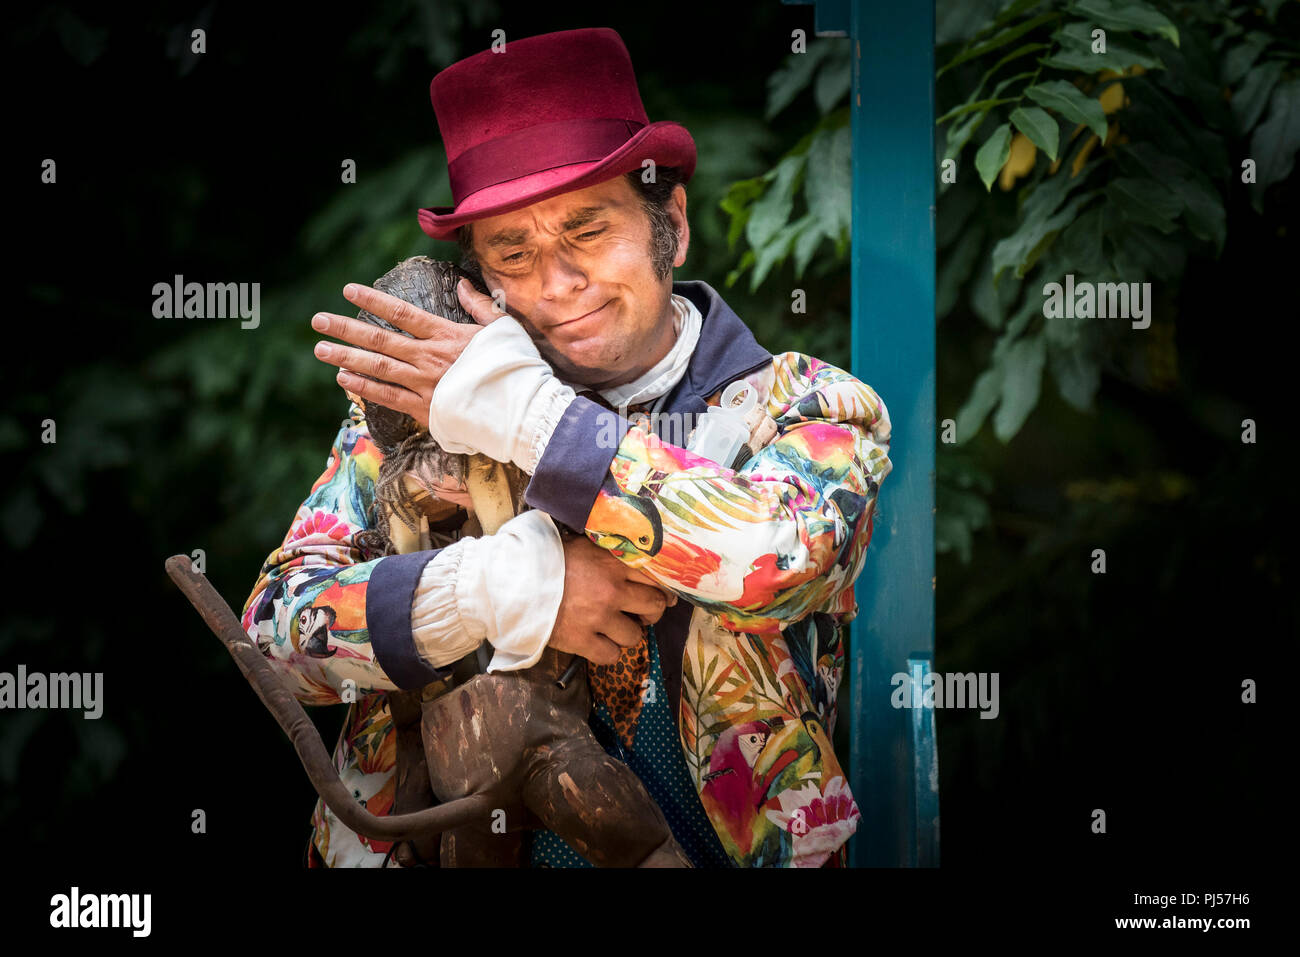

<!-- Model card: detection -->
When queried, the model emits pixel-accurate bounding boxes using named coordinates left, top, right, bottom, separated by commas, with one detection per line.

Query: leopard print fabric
left=587, top=638, right=651, bottom=750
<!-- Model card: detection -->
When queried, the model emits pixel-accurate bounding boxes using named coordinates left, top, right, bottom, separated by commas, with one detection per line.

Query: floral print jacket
left=240, top=280, right=892, bottom=868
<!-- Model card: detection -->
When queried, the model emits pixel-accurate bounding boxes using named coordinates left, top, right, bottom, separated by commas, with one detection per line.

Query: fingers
left=553, top=537, right=669, bottom=665
left=313, top=337, right=421, bottom=385
left=551, top=630, right=622, bottom=667
left=456, top=278, right=504, bottom=326
left=625, top=567, right=678, bottom=606
left=599, top=611, right=644, bottom=650
left=312, top=312, right=424, bottom=362
left=312, top=305, right=481, bottom=411
left=584, top=634, right=623, bottom=667
left=332, top=370, right=425, bottom=422
left=619, top=581, right=671, bottom=624
left=341, top=284, right=444, bottom=337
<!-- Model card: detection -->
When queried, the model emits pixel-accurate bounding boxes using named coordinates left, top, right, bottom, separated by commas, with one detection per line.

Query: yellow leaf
left=999, top=132, right=1037, bottom=190
left=1100, top=81, right=1125, bottom=115
left=1071, top=133, right=1100, bottom=177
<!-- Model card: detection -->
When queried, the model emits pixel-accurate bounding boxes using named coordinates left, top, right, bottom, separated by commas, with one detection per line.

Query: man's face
left=467, top=174, right=689, bottom=389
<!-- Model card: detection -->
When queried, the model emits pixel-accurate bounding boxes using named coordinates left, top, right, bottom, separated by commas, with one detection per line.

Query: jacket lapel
left=664, top=281, right=773, bottom=415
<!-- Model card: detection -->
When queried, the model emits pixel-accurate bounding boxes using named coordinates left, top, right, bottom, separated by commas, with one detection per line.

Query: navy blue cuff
left=524, top=394, right=630, bottom=531
left=367, top=549, right=454, bottom=690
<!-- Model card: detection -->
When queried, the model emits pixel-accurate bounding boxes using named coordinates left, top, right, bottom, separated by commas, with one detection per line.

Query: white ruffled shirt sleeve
left=426, top=315, right=576, bottom=475
left=409, top=508, right=565, bottom=673
left=426, top=294, right=702, bottom=472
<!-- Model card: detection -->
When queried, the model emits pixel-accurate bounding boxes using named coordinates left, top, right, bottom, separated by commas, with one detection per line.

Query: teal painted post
left=907, top=654, right=940, bottom=866
left=847, top=0, right=938, bottom=867
left=778, top=0, right=937, bottom=867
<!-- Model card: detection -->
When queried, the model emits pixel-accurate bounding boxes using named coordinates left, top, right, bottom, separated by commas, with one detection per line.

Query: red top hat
left=417, top=27, right=697, bottom=242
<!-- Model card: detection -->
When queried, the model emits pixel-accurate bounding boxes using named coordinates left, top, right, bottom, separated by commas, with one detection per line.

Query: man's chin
left=540, top=343, right=624, bottom=387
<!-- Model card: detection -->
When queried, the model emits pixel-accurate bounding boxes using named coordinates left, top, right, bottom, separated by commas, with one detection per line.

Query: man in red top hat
left=273, top=26, right=892, bottom=868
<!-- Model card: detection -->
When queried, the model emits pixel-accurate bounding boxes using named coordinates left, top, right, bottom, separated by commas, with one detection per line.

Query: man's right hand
left=547, top=534, right=678, bottom=666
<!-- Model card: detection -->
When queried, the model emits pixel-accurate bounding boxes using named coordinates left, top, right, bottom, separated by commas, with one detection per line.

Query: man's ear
left=671, top=184, right=690, bottom=268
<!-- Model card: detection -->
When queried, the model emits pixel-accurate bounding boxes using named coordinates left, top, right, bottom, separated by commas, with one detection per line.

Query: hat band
left=447, top=116, right=646, bottom=204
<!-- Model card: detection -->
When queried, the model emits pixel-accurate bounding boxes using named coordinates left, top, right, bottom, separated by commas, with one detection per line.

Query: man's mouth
left=553, top=299, right=611, bottom=329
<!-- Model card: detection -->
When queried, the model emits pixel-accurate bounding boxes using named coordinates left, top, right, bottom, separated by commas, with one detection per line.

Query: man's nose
left=537, top=246, right=588, bottom=302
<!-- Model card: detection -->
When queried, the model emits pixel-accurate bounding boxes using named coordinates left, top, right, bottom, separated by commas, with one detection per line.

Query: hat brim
left=418, top=121, right=696, bottom=242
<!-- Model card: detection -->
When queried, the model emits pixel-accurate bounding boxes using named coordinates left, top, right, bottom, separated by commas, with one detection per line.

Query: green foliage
left=719, top=40, right=852, bottom=292
left=940, top=0, right=1296, bottom=464
left=1250, top=76, right=1300, bottom=203
left=719, top=0, right=1297, bottom=562
left=1022, top=79, right=1109, bottom=139
left=929, top=0, right=1300, bottom=557
left=976, top=123, right=1016, bottom=190
left=1010, top=106, right=1061, bottom=161
left=936, top=450, right=994, bottom=564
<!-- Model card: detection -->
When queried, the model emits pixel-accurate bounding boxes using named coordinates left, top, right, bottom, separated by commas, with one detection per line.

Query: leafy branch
left=718, top=39, right=852, bottom=291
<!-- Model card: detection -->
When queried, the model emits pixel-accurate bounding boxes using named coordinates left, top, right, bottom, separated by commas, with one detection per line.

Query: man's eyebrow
left=483, top=205, right=610, bottom=249
left=484, top=228, right=530, bottom=249
left=559, top=205, right=606, bottom=230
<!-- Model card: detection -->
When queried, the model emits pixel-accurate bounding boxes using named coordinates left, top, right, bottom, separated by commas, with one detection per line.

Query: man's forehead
left=475, top=177, right=636, bottom=247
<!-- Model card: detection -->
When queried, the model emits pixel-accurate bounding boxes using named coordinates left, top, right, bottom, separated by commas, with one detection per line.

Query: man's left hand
left=310, top=278, right=501, bottom=431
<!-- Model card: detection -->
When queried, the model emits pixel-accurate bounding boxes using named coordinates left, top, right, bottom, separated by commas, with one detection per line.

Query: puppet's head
left=346, top=257, right=526, bottom=556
